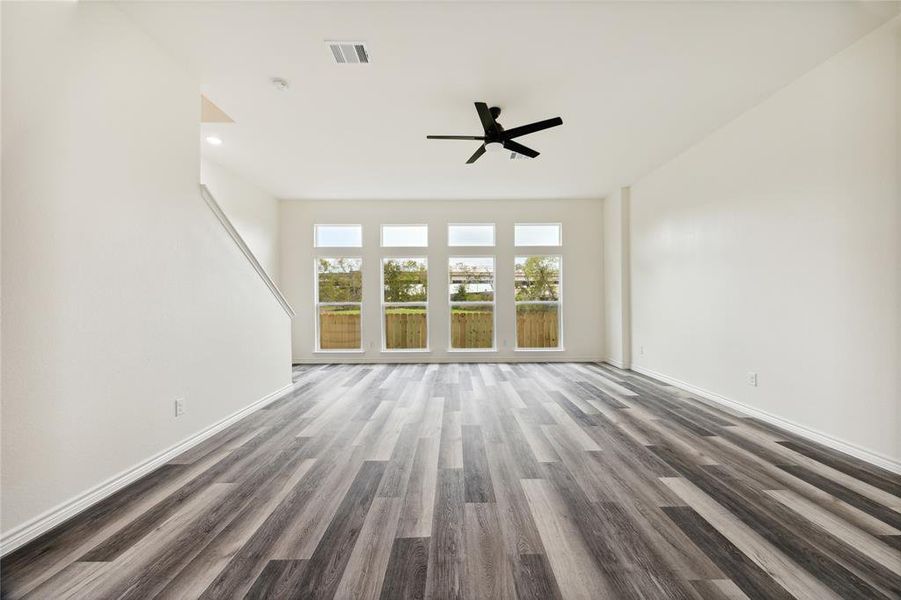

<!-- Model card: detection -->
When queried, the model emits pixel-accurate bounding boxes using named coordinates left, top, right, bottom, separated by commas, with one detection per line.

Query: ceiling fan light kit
left=427, top=102, right=563, bottom=164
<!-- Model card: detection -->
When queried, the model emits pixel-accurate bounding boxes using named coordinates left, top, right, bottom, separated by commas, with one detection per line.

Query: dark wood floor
left=2, top=363, right=899, bottom=599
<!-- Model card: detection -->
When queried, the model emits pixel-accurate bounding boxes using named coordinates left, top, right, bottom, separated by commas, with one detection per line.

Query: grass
left=322, top=307, right=495, bottom=316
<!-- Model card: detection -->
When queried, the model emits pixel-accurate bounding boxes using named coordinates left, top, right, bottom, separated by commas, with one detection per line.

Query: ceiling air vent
left=327, top=41, right=370, bottom=64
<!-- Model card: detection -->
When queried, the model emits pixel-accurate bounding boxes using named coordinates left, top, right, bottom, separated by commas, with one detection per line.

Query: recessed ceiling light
left=205, top=136, right=223, bottom=146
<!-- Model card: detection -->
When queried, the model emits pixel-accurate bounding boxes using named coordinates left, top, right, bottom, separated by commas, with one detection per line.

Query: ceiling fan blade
left=502, top=117, right=563, bottom=140
left=466, top=144, right=487, bottom=164
left=504, top=140, right=539, bottom=158
left=474, top=102, right=499, bottom=136
left=427, top=135, right=485, bottom=140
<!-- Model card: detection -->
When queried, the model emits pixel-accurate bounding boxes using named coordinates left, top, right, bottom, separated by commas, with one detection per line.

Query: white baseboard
left=630, top=365, right=901, bottom=475
left=603, top=358, right=626, bottom=369
left=293, top=355, right=604, bottom=365
left=0, top=381, right=295, bottom=557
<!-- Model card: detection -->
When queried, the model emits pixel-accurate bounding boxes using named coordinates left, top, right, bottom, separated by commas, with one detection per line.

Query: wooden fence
left=516, top=309, right=559, bottom=348
left=450, top=311, right=493, bottom=349
left=384, top=312, right=428, bottom=349
left=319, top=310, right=558, bottom=349
left=319, top=313, right=362, bottom=349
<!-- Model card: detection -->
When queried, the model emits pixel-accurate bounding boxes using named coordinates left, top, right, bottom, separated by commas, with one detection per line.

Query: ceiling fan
left=427, top=102, right=563, bottom=164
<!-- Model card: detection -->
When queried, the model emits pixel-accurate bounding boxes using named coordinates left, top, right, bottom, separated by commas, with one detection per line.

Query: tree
left=451, top=281, right=469, bottom=302
left=450, top=263, right=472, bottom=302
left=515, top=256, right=559, bottom=301
left=318, top=258, right=362, bottom=302
left=383, top=259, right=427, bottom=302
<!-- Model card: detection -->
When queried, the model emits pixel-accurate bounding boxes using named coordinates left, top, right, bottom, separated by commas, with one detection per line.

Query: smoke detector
left=326, top=41, right=370, bottom=64
left=270, top=77, right=290, bottom=91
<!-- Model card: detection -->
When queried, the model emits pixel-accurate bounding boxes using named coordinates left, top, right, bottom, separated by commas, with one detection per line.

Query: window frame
left=447, top=223, right=496, bottom=247
left=313, top=256, right=364, bottom=353
left=380, top=224, right=429, bottom=248
left=514, top=222, right=563, bottom=247
left=313, top=224, right=363, bottom=248
left=448, top=255, right=497, bottom=352
left=380, top=256, right=430, bottom=352
left=513, top=254, right=564, bottom=351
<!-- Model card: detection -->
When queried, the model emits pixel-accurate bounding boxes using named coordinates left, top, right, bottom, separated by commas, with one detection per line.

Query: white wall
left=603, top=187, right=631, bottom=368
left=281, top=198, right=604, bottom=363
left=1, top=2, right=292, bottom=542
left=201, top=159, right=280, bottom=282
left=629, top=19, right=901, bottom=466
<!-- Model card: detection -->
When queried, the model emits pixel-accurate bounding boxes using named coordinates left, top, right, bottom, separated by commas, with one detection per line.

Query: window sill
left=514, top=347, right=566, bottom=352
left=381, top=349, right=431, bottom=353
left=314, top=349, right=366, bottom=354
left=448, top=348, right=497, bottom=353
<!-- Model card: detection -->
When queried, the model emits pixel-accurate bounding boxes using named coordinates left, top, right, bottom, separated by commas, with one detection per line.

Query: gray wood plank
left=462, top=425, right=495, bottom=503
left=512, top=553, right=563, bottom=600
left=380, top=537, right=429, bottom=600
left=662, top=506, right=794, bottom=600
left=294, top=460, right=387, bottom=599
left=425, top=468, right=464, bottom=600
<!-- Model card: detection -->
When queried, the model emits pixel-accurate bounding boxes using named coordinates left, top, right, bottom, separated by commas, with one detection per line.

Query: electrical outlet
left=747, top=372, right=758, bottom=387
left=639, top=346, right=645, bottom=355
left=175, top=398, right=185, bottom=417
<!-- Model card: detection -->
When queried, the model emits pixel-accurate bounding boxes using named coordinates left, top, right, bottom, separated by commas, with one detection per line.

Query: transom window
left=448, top=224, right=495, bottom=247
left=449, top=257, right=495, bottom=350
left=315, top=224, right=362, bottom=248
left=514, top=256, right=562, bottom=349
left=381, top=224, right=428, bottom=247
left=515, top=223, right=562, bottom=246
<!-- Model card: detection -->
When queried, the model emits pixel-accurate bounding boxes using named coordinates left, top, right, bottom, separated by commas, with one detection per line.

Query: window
left=449, top=257, right=495, bottom=350
left=315, top=258, right=362, bottom=350
left=382, top=258, right=428, bottom=350
left=514, top=256, right=561, bottom=349
left=315, top=224, right=362, bottom=247
left=381, top=224, right=428, bottom=247
left=448, top=224, right=495, bottom=247
left=515, top=223, right=561, bottom=246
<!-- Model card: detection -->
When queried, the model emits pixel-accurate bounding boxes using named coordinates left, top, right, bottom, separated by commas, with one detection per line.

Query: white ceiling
left=120, top=1, right=899, bottom=200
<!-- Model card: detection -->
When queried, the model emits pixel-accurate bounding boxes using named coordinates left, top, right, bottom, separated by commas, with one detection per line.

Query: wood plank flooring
left=2, top=363, right=899, bottom=599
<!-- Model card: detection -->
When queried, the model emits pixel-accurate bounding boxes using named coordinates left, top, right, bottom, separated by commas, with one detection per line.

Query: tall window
left=315, top=258, right=362, bottom=350
left=514, top=256, right=561, bottom=349
left=449, top=257, right=495, bottom=350
left=382, top=258, right=428, bottom=350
